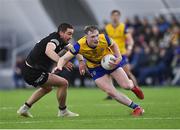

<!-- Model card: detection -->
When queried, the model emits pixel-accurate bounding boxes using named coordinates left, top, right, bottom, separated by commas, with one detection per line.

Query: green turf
left=0, top=87, right=180, bottom=129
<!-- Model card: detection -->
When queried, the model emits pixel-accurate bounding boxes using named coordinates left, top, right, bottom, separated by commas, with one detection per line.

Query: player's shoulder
left=78, top=36, right=86, bottom=45
left=105, top=23, right=112, bottom=27
left=47, top=32, right=62, bottom=46
left=119, top=22, right=125, bottom=28
left=47, top=32, right=59, bottom=39
left=105, top=23, right=112, bottom=29
left=38, top=32, right=58, bottom=45
left=99, top=34, right=106, bottom=39
left=99, top=34, right=109, bottom=43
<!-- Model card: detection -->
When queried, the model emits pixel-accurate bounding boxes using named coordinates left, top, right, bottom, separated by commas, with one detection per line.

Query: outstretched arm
left=76, top=54, right=86, bottom=75
left=57, top=51, right=75, bottom=71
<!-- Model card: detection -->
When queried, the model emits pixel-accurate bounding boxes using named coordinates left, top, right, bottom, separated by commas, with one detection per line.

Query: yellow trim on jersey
left=105, top=23, right=127, bottom=54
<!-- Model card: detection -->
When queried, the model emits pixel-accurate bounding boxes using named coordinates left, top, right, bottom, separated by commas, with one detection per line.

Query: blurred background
left=0, top=0, right=179, bottom=89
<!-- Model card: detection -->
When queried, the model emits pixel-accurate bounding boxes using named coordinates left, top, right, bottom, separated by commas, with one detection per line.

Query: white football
left=101, top=54, right=116, bottom=70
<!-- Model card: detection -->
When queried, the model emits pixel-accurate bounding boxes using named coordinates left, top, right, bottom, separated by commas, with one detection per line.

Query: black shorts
left=22, top=63, right=49, bottom=87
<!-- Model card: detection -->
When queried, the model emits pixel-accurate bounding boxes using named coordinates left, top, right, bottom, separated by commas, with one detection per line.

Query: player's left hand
left=109, top=56, right=122, bottom=68
left=64, top=61, right=74, bottom=71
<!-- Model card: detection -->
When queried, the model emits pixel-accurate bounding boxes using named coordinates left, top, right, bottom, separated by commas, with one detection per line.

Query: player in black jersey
left=17, top=23, right=84, bottom=117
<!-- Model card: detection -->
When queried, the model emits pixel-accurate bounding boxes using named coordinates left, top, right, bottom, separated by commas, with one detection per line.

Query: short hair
left=111, top=10, right=121, bottom=16
left=84, top=25, right=99, bottom=34
left=57, top=23, right=73, bottom=32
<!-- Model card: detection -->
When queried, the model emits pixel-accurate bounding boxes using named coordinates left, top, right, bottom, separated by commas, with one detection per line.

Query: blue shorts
left=88, top=55, right=128, bottom=80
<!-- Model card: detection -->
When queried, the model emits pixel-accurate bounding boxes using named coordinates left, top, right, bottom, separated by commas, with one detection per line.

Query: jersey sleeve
left=50, top=39, right=60, bottom=47
left=105, top=34, right=113, bottom=46
left=69, top=42, right=80, bottom=55
left=64, top=43, right=71, bottom=51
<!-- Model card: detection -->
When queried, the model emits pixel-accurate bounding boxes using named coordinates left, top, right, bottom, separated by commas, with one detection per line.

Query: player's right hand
left=109, top=56, right=122, bottom=68
left=79, top=61, right=86, bottom=75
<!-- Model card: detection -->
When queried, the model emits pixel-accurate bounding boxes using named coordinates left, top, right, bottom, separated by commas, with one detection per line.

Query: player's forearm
left=76, top=54, right=84, bottom=62
left=110, top=42, right=121, bottom=58
left=58, top=49, right=68, bottom=57
left=45, top=49, right=60, bottom=63
left=57, top=57, right=66, bottom=70
left=57, top=51, right=74, bottom=70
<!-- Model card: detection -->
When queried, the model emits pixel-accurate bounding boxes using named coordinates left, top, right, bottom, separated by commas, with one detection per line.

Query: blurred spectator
left=151, top=25, right=163, bottom=44
left=130, top=44, right=150, bottom=76
left=158, top=15, right=170, bottom=34
left=125, top=18, right=133, bottom=28
left=171, top=26, right=180, bottom=85
left=171, top=46, right=180, bottom=85
left=138, top=43, right=175, bottom=85
left=13, top=56, right=26, bottom=88
left=132, top=15, right=142, bottom=36
left=170, top=16, right=180, bottom=28
left=126, top=15, right=180, bottom=85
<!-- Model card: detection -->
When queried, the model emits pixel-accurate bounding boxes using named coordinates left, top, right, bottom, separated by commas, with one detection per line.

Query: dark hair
left=84, top=25, right=99, bottom=34
left=111, top=10, right=121, bottom=16
left=57, top=23, right=73, bottom=32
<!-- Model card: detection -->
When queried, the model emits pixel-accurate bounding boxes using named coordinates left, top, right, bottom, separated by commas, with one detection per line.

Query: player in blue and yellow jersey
left=55, top=26, right=144, bottom=116
left=105, top=10, right=142, bottom=99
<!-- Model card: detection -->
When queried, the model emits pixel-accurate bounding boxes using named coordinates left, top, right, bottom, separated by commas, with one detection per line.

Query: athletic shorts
left=88, top=55, right=128, bottom=80
left=121, top=55, right=129, bottom=65
left=22, top=62, right=49, bottom=87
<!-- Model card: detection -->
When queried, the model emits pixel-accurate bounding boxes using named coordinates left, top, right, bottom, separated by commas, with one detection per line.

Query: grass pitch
left=0, top=87, right=180, bottom=129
